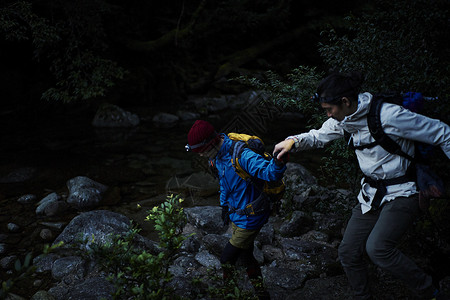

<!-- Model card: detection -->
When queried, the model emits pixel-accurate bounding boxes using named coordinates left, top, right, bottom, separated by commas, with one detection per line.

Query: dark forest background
left=2, top=0, right=449, bottom=191
left=0, top=0, right=371, bottom=111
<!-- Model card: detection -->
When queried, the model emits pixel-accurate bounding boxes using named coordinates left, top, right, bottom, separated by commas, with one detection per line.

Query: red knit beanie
left=187, top=120, right=219, bottom=153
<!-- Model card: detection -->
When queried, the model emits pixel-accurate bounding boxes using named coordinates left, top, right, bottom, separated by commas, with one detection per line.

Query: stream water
left=0, top=101, right=325, bottom=272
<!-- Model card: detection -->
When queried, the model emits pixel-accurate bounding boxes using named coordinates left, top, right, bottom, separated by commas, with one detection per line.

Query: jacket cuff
left=286, top=136, right=300, bottom=150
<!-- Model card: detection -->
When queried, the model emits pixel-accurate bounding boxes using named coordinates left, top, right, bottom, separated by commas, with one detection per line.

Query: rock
left=44, top=201, right=69, bottom=217
left=195, top=250, right=221, bottom=269
left=92, top=103, right=140, bottom=128
left=36, top=193, right=61, bottom=216
left=284, top=163, right=318, bottom=185
left=1, top=255, right=17, bottom=269
left=184, top=206, right=225, bottom=234
left=0, top=167, right=36, bottom=183
left=169, top=255, right=201, bottom=277
left=279, top=211, right=313, bottom=238
left=17, top=194, right=37, bottom=204
left=311, top=213, right=344, bottom=238
left=202, top=234, right=229, bottom=257
left=7, top=223, right=20, bottom=233
left=205, top=96, right=228, bottom=112
left=53, top=210, right=131, bottom=250
left=34, top=253, right=61, bottom=273
left=30, top=290, right=56, bottom=300
left=300, top=230, right=330, bottom=245
left=0, top=243, right=7, bottom=255
left=188, top=95, right=228, bottom=113
left=51, top=256, right=85, bottom=281
left=152, top=112, right=179, bottom=128
left=176, top=110, right=200, bottom=121
left=66, top=176, right=108, bottom=210
left=256, top=222, right=275, bottom=246
left=285, top=275, right=353, bottom=300
left=39, top=222, right=67, bottom=230
left=49, top=277, right=114, bottom=300
left=40, top=229, right=53, bottom=241
left=228, top=91, right=258, bottom=110
left=166, top=172, right=219, bottom=197
left=279, top=238, right=338, bottom=277
left=262, top=245, right=284, bottom=263
left=262, top=266, right=307, bottom=290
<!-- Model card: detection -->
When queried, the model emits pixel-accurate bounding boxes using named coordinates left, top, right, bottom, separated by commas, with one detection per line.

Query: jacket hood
left=339, top=92, right=373, bottom=133
left=216, top=134, right=231, bottom=159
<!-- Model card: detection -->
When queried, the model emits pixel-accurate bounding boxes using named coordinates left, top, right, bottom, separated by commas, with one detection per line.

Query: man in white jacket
left=273, top=71, right=450, bottom=300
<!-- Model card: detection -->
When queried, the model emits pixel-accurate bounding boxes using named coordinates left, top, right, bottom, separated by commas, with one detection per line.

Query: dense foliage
left=0, top=0, right=365, bottom=105
left=241, top=0, right=450, bottom=189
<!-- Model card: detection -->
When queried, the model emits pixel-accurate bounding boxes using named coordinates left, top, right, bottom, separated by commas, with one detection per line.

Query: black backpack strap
left=367, top=95, right=415, bottom=161
left=228, top=192, right=270, bottom=216
left=363, top=167, right=416, bottom=210
left=344, top=130, right=380, bottom=151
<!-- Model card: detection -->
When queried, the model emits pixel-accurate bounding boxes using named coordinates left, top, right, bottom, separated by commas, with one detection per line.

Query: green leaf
left=23, top=252, right=33, bottom=268
left=14, top=259, right=21, bottom=272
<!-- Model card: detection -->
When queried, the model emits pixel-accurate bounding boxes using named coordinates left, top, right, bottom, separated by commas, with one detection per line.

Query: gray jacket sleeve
left=382, top=103, right=450, bottom=159
left=288, top=118, right=344, bottom=151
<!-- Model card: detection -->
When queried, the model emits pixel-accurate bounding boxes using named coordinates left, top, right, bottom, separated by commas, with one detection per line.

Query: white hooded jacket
left=290, top=92, right=450, bottom=213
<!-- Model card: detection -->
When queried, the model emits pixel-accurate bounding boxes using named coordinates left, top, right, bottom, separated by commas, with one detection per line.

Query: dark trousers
left=220, top=241, right=261, bottom=279
left=338, top=195, right=433, bottom=299
left=220, top=242, right=270, bottom=299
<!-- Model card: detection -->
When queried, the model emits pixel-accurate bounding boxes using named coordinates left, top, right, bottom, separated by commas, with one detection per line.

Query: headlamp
left=184, top=140, right=211, bottom=151
left=185, top=131, right=219, bottom=152
left=312, top=92, right=344, bottom=104
left=312, top=89, right=355, bottom=104
left=185, top=140, right=207, bottom=152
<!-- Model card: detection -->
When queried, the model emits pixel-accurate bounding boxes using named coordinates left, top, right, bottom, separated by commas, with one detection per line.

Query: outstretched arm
left=273, top=139, right=295, bottom=160
left=273, top=118, right=345, bottom=159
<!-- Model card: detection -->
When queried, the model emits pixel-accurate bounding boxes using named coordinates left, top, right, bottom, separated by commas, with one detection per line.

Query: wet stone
left=39, top=222, right=66, bottom=230
left=7, top=222, right=21, bottom=233
left=17, top=194, right=37, bottom=204
left=0, top=243, right=7, bottom=255
left=0, top=255, right=17, bottom=269
left=40, top=229, right=53, bottom=241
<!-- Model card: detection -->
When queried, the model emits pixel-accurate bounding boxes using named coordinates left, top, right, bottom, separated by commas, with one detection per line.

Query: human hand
left=273, top=139, right=295, bottom=160
left=273, top=151, right=289, bottom=166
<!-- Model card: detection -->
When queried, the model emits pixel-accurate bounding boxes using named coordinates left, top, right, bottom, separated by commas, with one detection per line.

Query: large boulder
left=66, top=176, right=108, bottom=210
left=52, top=210, right=131, bottom=250
left=92, top=103, right=140, bottom=128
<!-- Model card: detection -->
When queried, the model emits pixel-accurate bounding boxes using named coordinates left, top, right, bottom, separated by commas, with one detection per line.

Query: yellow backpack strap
left=229, top=139, right=252, bottom=181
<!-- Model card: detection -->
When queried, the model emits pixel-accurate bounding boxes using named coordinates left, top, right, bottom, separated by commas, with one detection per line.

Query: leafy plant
left=88, top=194, right=187, bottom=299
left=237, top=66, right=325, bottom=126
left=0, top=241, right=63, bottom=299
left=319, top=0, right=450, bottom=122
left=0, top=0, right=125, bottom=103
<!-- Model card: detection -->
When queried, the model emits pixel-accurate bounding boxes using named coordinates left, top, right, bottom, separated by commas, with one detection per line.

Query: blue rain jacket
left=212, top=134, right=286, bottom=230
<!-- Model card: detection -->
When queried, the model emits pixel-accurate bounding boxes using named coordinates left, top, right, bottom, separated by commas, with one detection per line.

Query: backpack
left=225, top=133, right=285, bottom=216
left=347, top=92, right=445, bottom=210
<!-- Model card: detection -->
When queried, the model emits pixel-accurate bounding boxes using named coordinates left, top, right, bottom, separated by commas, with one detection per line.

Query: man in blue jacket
left=186, top=120, right=287, bottom=300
